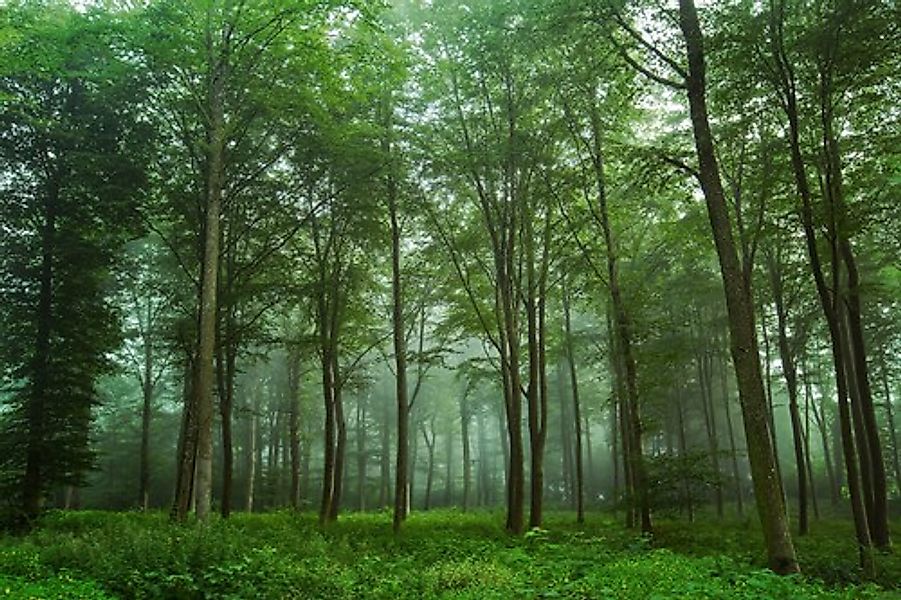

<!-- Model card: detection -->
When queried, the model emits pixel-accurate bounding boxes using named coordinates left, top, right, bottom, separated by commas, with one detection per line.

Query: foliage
left=0, top=510, right=897, bottom=599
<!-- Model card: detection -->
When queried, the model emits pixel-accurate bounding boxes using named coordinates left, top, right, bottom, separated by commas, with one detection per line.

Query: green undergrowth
left=0, top=509, right=898, bottom=599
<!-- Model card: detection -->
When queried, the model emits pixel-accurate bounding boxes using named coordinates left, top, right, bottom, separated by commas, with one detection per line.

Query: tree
left=0, top=1, right=149, bottom=520
left=676, top=0, right=799, bottom=574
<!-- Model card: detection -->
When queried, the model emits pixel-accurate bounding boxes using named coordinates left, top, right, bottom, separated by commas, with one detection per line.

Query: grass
left=0, top=509, right=898, bottom=599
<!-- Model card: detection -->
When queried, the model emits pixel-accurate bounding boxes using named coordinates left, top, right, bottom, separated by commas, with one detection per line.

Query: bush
left=0, top=510, right=897, bottom=599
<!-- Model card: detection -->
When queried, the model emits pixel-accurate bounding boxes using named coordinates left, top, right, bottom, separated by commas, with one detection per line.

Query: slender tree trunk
left=140, top=311, right=153, bottom=511
left=760, top=313, right=783, bottom=486
left=444, top=429, right=454, bottom=506
left=584, top=410, right=594, bottom=503
left=768, top=5, right=875, bottom=568
left=719, top=350, right=744, bottom=516
left=288, top=347, right=301, bottom=510
left=380, top=396, right=390, bottom=508
left=809, top=377, right=839, bottom=506
left=588, top=104, right=650, bottom=535
left=477, top=409, right=488, bottom=506
left=386, top=132, right=410, bottom=530
left=558, top=359, right=574, bottom=507
left=329, top=354, right=346, bottom=521
left=319, top=343, right=336, bottom=524
left=676, top=393, right=694, bottom=523
left=611, top=397, right=620, bottom=507
left=172, top=355, right=197, bottom=521
left=245, top=411, right=256, bottom=512
left=802, top=376, right=820, bottom=520
left=357, top=398, right=367, bottom=512
left=768, top=254, right=809, bottom=534
left=422, top=420, right=436, bottom=510
left=697, top=345, right=724, bottom=518
left=879, top=363, right=901, bottom=497
left=461, top=399, right=472, bottom=511
left=563, top=281, right=585, bottom=524
left=679, top=0, right=797, bottom=572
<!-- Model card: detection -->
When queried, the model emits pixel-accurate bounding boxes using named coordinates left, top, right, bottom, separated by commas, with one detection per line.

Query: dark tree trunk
left=588, top=103, right=650, bottom=535
left=768, top=254, right=809, bottom=535
left=611, top=397, right=620, bottom=507
left=767, top=2, right=876, bottom=568
left=676, top=393, right=694, bottom=523
left=879, top=362, right=901, bottom=497
left=386, top=115, right=410, bottom=531
left=319, top=344, right=336, bottom=524
left=422, top=419, right=436, bottom=510
left=288, top=346, right=301, bottom=510
left=444, top=429, right=454, bottom=506
left=139, top=306, right=153, bottom=511
left=172, top=356, right=197, bottom=521
left=563, top=280, right=585, bottom=524
left=679, top=0, right=797, bottom=572
left=357, top=398, right=367, bottom=512
left=461, top=397, right=472, bottom=511
left=329, top=354, right=346, bottom=522
left=720, top=351, right=744, bottom=516
left=696, top=344, right=723, bottom=518
left=23, top=183, right=57, bottom=519
left=380, top=396, right=390, bottom=508
left=245, top=411, right=256, bottom=512
left=558, top=359, right=574, bottom=507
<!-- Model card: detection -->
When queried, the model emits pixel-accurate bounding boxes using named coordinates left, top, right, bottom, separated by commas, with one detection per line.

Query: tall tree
left=0, top=2, right=149, bottom=520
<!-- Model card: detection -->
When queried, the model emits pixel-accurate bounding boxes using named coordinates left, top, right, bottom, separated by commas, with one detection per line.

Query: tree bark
left=563, top=280, right=585, bottom=524
left=288, top=346, right=301, bottom=510
left=719, top=350, right=744, bottom=516
left=767, top=253, right=809, bottom=535
left=139, top=302, right=153, bottom=511
left=245, top=410, right=257, bottom=512
left=23, top=180, right=57, bottom=519
left=461, top=396, right=472, bottom=511
left=679, top=0, right=797, bottom=572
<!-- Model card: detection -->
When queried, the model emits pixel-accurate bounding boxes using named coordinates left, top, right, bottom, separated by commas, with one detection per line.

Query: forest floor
left=0, top=509, right=899, bottom=599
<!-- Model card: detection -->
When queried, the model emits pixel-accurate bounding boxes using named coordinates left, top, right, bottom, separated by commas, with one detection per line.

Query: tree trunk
left=678, top=0, right=797, bottom=572
left=245, top=411, right=257, bottom=512
left=357, top=398, right=367, bottom=512
left=139, top=310, right=153, bottom=511
left=387, top=130, right=410, bottom=530
left=611, top=396, right=620, bottom=508
left=461, top=397, right=472, bottom=511
left=172, top=356, right=197, bottom=521
left=444, top=429, right=454, bottom=506
left=190, top=27, right=227, bottom=523
left=588, top=107, right=650, bottom=535
left=802, top=376, right=820, bottom=520
left=380, top=396, right=390, bottom=508
left=676, top=393, right=694, bottom=523
left=288, top=346, right=301, bottom=510
left=23, top=182, right=57, bottom=519
left=319, top=344, right=336, bottom=524
left=697, top=345, right=723, bottom=518
left=329, top=353, right=346, bottom=521
left=768, top=254, right=809, bottom=535
left=422, top=420, right=436, bottom=510
left=558, top=359, right=574, bottom=507
left=767, top=4, right=876, bottom=568
left=720, top=351, right=744, bottom=516
left=563, top=280, right=585, bottom=524
left=879, top=362, right=901, bottom=497
left=808, top=375, right=839, bottom=506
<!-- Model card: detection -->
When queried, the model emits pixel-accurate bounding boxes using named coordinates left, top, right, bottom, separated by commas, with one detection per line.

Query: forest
left=0, top=0, right=899, bottom=598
